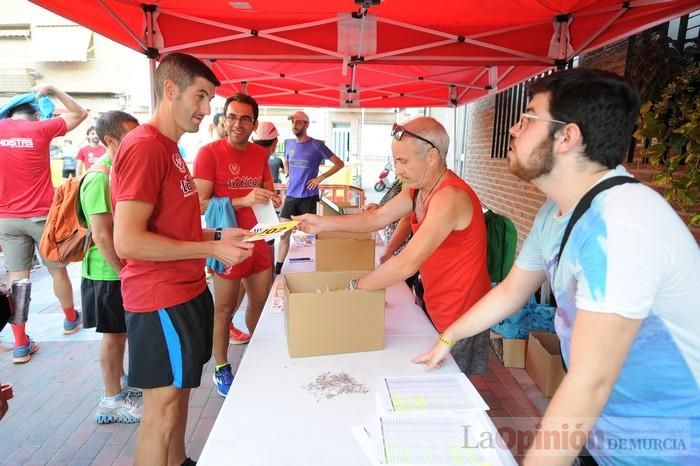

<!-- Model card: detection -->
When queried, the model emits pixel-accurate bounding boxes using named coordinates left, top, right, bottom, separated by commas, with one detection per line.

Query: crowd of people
left=0, top=52, right=697, bottom=466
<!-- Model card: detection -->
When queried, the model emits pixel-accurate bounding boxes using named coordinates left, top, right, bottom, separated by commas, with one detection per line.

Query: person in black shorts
left=80, top=110, right=141, bottom=424
left=275, top=110, right=344, bottom=274
left=111, top=54, right=252, bottom=466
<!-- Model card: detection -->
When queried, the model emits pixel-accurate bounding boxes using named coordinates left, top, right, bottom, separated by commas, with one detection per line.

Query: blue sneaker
left=213, top=364, right=233, bottom=397
left=63, top=311, right=82, bottom=335
left=13, top=338, right=40, bottom=364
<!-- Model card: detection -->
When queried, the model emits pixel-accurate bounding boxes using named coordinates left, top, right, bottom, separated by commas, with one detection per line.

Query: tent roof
left=30, top=0, right=698, bottom=107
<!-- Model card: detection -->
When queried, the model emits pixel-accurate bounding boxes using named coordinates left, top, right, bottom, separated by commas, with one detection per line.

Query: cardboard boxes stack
left=315, top=231, right=375, bottom=272
left=284, top=271, right=385, bottom=357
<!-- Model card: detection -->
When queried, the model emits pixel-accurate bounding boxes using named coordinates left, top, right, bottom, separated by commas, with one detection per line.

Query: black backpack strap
left=556, top=176, right=640, bottom=265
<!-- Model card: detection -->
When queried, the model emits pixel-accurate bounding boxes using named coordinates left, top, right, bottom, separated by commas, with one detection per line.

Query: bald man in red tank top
left=294, top=117, right=491, bottom=374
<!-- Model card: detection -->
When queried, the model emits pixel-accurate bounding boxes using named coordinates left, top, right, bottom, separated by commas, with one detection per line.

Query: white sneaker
left=120, top=375, right=143, bottom=398
left=95, top=393, right=142, bottom=424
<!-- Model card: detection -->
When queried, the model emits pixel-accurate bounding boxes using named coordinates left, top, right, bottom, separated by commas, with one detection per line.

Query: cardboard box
left=490, top=332, right=527, bottom=368
left=284, top=271, right=385, bottom=358
left=315, top=231, right=375, bottom=271
left=525, top=331, right=565, bottom=397
left=317, top=199, right=361, bottom=216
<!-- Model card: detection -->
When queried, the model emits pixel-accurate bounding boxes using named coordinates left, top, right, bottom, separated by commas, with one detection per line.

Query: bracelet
left=214, top=227, right=223, bottom=241
left=347, top=278, right=359, bottom=291
left=438, top=334, right=455, bottom=348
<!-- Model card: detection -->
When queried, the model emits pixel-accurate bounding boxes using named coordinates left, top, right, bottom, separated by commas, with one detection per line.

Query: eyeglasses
left=514, top=113, right=568, bottom=132
left=391, top=123, right=437, bottom=149
left=225, top=114, right=254, bottom=125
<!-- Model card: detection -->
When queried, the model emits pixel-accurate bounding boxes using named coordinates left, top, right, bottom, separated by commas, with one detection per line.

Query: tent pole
left=143, top=4, right=158, bottom=112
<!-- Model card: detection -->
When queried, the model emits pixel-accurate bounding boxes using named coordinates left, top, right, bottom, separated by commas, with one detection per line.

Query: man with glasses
left=294, top=117, right=492, bottom=375
left=274, top=110, right=345, bottom=275
left=414, top=69, right=700, bottom=465
left=0, top=85, right=87, bottom=363
left=194, top=93, right=280, bottom=397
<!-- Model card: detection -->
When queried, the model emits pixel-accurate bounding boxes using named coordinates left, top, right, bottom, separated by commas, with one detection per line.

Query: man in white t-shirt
left=414, top=68, right=700, bottom=465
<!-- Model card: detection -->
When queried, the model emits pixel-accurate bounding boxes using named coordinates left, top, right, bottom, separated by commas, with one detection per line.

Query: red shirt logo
left=172, top=153, right=187, bottom=173
left=229, top=163, right=240, bottom=176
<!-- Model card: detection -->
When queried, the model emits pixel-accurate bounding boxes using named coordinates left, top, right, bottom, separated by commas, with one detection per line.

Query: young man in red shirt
left=0, top=85, right=87, bottom=363
left=76, top=125, right=106, bottom=176
left=112, top=53, right=253, bottom=466
left=194, top=93, right=280, bottom=397
left=295, top=117, right=492, bottom=374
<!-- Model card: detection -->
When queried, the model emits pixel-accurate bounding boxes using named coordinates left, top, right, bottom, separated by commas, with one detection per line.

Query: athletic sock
left=63, top=306, right=77, bottom=322
left=215, top=362, right=230, bottom=372
left=11, top=323, right=30, bottom=347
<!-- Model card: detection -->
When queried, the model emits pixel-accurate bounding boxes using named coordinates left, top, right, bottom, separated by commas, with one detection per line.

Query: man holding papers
left=194, top=93, right=281, bottom=397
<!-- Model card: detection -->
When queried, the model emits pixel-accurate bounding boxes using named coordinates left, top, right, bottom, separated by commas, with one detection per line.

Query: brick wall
left=462, top=97, right=546, bottom=252
left=461, top=39, right=631, bottom=252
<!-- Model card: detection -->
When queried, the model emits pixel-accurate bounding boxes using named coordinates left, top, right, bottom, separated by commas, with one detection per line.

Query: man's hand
left=271, top=193, right=282, bottom=209
left=0, top=383, right=13, bottom=421
left=412, top=340, right=452, bottom=370
left=363, top=203, right=380, bottom=212
left=306, top=176, right=323, bottom=190
left=240, top=188, right=275, bottom=208
left=211, top=237, right=254, bottom=267
left=32, top=84, right=56, bottom=97
left=292, top=214, right=325, bottom=234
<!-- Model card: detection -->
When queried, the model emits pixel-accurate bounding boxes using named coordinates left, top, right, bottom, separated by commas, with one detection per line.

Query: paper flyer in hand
left=243, top=221, right=299, bottom=242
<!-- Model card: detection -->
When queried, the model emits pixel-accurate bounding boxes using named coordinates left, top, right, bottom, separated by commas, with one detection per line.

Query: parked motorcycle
left=373, top=163, right=394, bottom=192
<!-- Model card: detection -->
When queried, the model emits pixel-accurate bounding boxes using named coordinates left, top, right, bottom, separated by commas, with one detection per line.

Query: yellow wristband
left=439, top=335, right=455, bottom=347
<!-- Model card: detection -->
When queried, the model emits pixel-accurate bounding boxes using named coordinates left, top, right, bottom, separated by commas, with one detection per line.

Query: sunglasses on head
left=391, top=123, right=437, bottom=150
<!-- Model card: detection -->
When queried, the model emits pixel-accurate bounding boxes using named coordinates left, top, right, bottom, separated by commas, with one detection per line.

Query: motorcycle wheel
left=374, top=181, right=386, bottom=192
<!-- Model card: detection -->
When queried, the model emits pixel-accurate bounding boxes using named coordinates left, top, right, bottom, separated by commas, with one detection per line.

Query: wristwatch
left=214, top=227, right=223, bottom=241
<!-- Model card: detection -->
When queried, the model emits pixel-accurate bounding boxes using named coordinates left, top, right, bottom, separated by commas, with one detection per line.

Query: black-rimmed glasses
left=391, top=123, right=437, bottom=149
left=225, top=114, right=254, bottom=125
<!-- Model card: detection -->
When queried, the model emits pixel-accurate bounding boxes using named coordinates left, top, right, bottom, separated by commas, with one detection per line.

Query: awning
left=28, top=0, right=699, bottom=107
left=30, top=24, right=93, bottom=62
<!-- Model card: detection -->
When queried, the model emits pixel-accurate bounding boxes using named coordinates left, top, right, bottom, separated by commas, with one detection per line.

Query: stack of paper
left=353, top=374, right=515, bottom=465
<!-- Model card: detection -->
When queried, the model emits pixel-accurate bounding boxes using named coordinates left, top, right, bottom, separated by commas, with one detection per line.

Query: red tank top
left=410, top=171, right=491, bottom=332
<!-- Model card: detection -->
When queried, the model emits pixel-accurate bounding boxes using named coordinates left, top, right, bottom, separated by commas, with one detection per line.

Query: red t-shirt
left=76, top=144, right=106, bottom=170
left=0, top=117, right=67, bottom=218
left=411, top=171, right=492, bottom=332
left=193, top=139, right=273, bottom=229
left=111, top=124, right=206, bottom=312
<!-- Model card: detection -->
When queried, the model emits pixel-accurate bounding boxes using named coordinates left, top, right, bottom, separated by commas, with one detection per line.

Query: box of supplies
left=284, top=271, right=385, bottom=358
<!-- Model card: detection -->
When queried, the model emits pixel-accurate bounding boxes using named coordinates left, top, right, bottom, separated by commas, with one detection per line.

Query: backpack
left=484, top=209, right=517, bottom=283
left=39, top=165, right=110, bottom=263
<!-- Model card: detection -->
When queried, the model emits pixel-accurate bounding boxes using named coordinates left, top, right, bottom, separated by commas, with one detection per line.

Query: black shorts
left=81, top=278, right=126, bottom=333
left=62, top=169, right=76, bottom=178
left=280, top=195, right=319, bottom=219
left=125, top=289, right=214, bottom=389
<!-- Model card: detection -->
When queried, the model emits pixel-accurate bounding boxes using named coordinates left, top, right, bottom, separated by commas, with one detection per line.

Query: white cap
left=254, top=122, right=279, bottom=141
left=289, top=110, right=309, bottom=122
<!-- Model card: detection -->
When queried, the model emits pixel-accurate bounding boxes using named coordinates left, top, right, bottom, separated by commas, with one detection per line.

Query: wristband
left=438, top=334, right=455, bottom=348
left=214, top=227, right=223, bottom=241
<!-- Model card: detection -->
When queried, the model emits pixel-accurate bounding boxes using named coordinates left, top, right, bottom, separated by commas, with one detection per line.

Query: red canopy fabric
left=30, top=0, right=698, bottom=107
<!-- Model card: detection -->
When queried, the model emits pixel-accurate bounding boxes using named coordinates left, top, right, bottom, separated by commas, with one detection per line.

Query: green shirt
left=80, top=158, right=119, bottom=281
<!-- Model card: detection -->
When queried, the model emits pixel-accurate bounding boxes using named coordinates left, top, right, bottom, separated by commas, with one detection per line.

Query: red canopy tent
left=30, top=0, right=698, bottom=107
